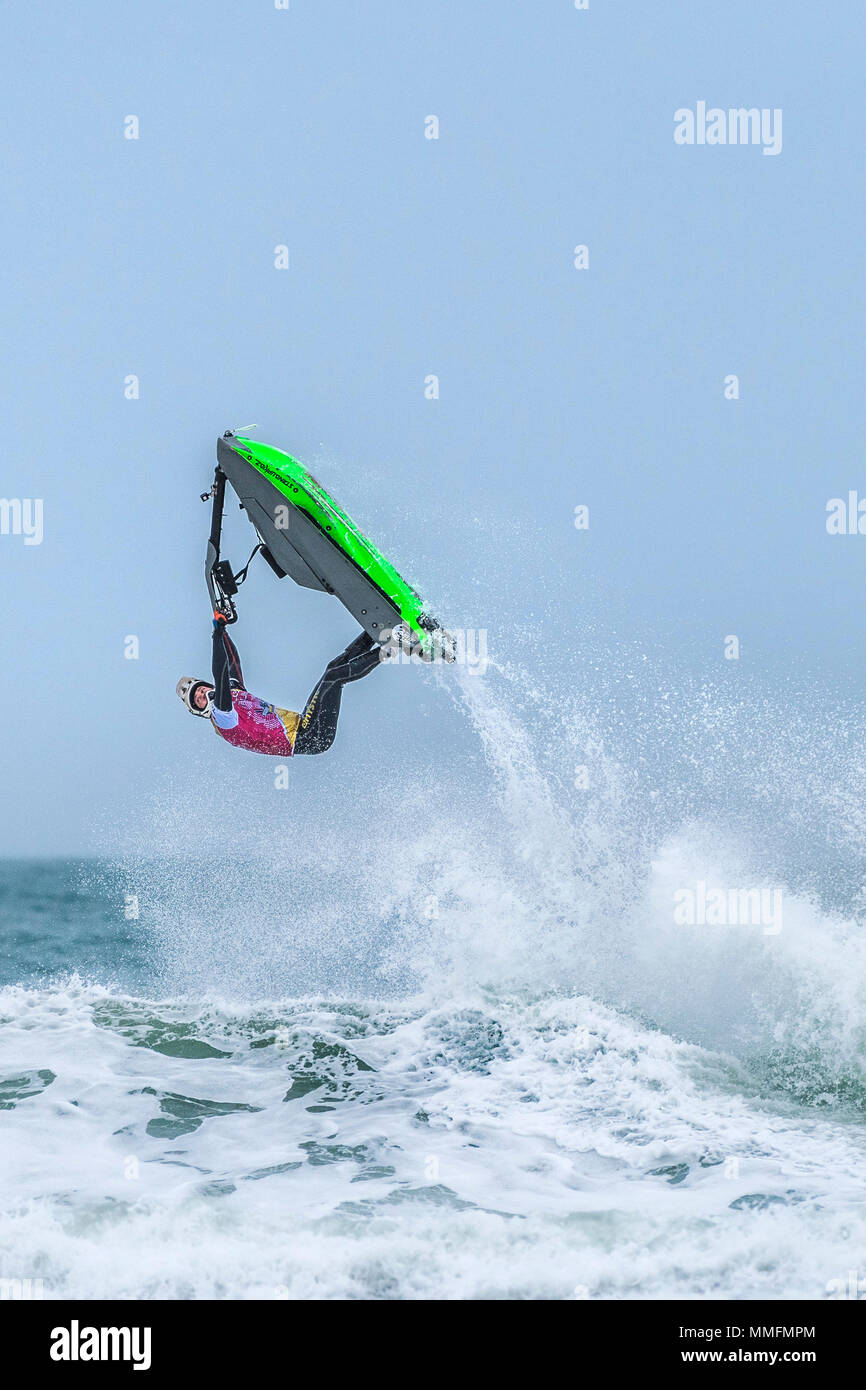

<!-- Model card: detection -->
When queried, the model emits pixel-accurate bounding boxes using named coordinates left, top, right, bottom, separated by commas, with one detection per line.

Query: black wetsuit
left=211, top=622, right=381, bottom=755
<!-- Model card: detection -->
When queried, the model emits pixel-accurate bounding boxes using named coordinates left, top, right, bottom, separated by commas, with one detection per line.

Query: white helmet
left=176, top=676, right=214, bottom=718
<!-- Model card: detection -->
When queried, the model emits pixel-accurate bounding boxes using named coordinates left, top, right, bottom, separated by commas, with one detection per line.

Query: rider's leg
left=293, top=634, right=382, bottom=756
left=322, top=633, right=381, bottom=685
left=332, top=629, right=377, bottom=665
left=293, top=680, right=345, bottom=755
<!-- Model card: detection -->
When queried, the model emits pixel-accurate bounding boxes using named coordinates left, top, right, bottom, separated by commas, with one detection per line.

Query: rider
left=176, top=614, right=385, bottom=755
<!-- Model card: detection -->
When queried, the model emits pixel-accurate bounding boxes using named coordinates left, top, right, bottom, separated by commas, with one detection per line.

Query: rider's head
left=176, top=676, right=214, bottom=718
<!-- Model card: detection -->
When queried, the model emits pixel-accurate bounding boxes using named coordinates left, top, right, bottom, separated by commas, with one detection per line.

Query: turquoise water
left=0, top=860, right=151, bottom=991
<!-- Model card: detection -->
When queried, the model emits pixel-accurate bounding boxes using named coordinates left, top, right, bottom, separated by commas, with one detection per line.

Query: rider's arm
left=211, top=621, right=240, bottom=722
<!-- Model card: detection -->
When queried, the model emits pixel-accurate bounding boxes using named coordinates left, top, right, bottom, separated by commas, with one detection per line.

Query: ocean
left=2, top=663, right=866, bottom=1300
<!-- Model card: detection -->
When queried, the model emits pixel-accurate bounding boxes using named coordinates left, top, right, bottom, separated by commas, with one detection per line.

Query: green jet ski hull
left=215, top=433, right=453, bottom=659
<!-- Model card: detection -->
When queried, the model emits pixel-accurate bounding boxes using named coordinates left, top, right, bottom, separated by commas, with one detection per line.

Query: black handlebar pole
left=204, top=467, right=237, bottom=621
left=208, top=467, right=227, bottom=554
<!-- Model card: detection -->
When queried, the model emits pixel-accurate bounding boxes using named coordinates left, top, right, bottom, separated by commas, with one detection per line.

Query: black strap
left=232, top=544, right=264, bottom=587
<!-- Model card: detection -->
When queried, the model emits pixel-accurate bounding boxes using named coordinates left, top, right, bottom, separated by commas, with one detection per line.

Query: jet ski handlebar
left=202, top=467, right=239, bottom=624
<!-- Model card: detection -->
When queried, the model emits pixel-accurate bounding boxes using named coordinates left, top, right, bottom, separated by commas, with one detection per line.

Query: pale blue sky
left=2, top=1, right=864, bottom=854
